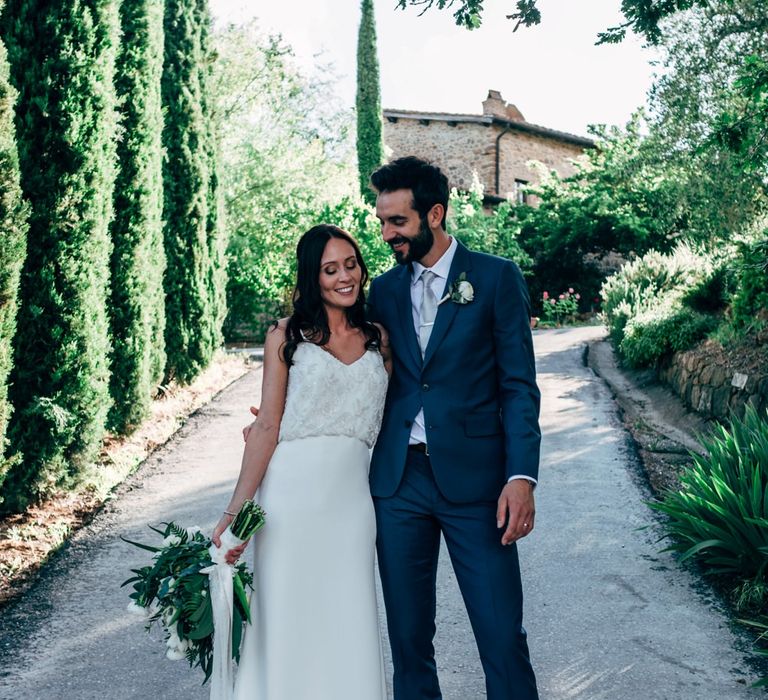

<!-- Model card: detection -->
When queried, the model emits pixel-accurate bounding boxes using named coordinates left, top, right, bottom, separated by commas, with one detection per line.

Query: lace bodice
left=278, top=342, right=389, bottom=448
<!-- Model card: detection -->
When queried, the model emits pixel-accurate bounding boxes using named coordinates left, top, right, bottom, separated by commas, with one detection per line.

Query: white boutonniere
left=438, top=272, right=474, bottom=306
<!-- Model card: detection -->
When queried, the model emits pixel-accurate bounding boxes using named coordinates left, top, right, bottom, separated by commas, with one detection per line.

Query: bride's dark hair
left=282, top=224, right=381, bottom=365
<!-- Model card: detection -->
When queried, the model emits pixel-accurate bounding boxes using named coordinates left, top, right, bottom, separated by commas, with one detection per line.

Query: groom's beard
left=390, top=219, right=434, bottom=265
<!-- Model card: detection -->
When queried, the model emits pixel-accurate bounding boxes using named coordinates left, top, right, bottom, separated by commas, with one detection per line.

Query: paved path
left=0, top=327, right=762, bottom=699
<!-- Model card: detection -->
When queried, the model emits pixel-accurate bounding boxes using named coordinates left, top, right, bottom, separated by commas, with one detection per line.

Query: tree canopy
left=395, top=0, right=741, bottom=44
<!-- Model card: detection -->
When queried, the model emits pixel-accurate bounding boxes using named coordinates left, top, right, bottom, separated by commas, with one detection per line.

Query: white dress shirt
left=408, top=237, right=536, bottom=487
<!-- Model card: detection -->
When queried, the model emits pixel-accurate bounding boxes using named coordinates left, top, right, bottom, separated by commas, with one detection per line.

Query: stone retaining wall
left=658, top=345, right=768, bottom=420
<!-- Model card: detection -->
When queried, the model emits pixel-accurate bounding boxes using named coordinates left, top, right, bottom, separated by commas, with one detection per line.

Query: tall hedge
left=1, top=0, right=119, bottom=513
left=109, top=0, right=166, bottom=434
left=356, top=0, right=383, bottom=206
left=162, top=0, right=222, bottom=383
left=0, top=3, right=28, bottom=487
left=198, top=0, right=226, bottom=350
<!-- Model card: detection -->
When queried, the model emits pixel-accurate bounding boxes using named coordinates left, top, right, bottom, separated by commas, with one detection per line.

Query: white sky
left=209, top=0, right=658, bottom=138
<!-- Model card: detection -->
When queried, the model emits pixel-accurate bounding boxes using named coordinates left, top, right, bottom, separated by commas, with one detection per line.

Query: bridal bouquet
left=122, top=501, right=265, bottom=683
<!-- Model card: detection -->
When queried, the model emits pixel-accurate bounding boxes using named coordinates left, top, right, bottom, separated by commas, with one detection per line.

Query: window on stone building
left=514, top=179, right=529, bottom=205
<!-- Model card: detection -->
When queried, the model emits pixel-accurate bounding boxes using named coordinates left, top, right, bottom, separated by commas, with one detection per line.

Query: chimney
left=482, top=89, right=525, bottom=122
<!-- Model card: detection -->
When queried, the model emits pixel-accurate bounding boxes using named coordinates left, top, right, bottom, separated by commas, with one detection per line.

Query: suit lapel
left=394, top=264, right=422, bottom=370
left=423, top=242, right=473, bottom=369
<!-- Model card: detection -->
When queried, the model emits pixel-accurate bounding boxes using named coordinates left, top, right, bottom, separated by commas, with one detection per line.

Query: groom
left=366, top=156, right=540, bottom=700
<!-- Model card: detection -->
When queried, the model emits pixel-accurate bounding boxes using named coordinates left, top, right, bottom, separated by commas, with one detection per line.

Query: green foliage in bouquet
left=651, top=406, right=768, bottom=586
left=122, top=501, right=266, bottom=682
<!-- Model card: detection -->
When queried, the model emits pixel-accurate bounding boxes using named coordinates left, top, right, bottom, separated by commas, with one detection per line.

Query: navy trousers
left=374, top=450, right=538, bottom=700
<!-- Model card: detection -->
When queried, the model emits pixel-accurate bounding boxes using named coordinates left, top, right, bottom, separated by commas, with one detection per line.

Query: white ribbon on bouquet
left=201, top=527, right=245, bottom=700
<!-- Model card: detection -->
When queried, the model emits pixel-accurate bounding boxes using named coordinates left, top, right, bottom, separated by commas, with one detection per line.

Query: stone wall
left=382, top=118, right=586, bottom=198
left=658, top=342, right=768, bottom=420
left=382, top=90, right=591, bottom=199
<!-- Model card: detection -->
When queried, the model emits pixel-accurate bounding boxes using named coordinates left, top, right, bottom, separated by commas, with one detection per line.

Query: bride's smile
left=319, top=237, right=363, bottom=308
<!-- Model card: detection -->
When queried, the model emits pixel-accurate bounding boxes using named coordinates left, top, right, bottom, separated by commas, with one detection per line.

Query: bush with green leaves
left=450, top=184, right=531, bottom=271
left=600, top=242, right=722, bottom=359
left=730, top=234, right=768, bottom=331
left=651, top=405, right=768, bottom=597
left=619, top=297, right=718, bottom=368
left=540, top=289, right=580, bottom=326
left=516, top=118, right=693, bottom=314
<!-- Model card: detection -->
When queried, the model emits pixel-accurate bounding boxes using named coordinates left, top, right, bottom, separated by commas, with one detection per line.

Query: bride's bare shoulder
left=266, top=317, right=290, bottom=337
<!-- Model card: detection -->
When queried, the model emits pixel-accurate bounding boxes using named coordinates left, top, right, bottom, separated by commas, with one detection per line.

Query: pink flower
left=568, top=287, right=574, bottom=294
left=542, top=291, right=549, bottom=300
left=575, top=293, right=581, bottom=300
left=559, top=294, right=565, bottom=299
left=550, top=299, right=556, bottom=305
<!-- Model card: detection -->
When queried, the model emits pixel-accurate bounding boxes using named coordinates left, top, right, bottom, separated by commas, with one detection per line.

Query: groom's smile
left=376, top=188, right=435, bottom=265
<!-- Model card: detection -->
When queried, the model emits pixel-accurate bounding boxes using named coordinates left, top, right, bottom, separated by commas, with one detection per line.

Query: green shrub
left=600, top=242, right=722, bottom=363
left=651, top=405, right=768, bottom=586
left=450, top=185, right=532, bottom=271
left=681, top=263, right=733, bottom=314
left=619, top=297, right=718, bottom=368
left=730, top=235, right=768, bottom=330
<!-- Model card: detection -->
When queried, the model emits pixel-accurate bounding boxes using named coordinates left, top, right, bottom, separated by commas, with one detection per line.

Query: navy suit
left=368, top=241, right=540, bottom=700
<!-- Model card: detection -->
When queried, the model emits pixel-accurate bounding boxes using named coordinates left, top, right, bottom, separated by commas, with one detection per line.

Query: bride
left=211, top=224, right=391, bottom=699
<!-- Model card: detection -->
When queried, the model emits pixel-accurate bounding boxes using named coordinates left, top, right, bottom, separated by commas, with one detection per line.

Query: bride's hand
left=211, top=514, right=248, bottom=565
left=242, top=405, right=260, bottom=442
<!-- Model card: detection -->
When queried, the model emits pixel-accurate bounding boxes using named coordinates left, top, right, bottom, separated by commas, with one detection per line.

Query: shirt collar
left=411, top=236, right=458, bottom=286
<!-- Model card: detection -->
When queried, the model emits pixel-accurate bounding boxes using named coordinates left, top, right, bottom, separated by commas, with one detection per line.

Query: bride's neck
left=325, top=305, right=351, bottom=336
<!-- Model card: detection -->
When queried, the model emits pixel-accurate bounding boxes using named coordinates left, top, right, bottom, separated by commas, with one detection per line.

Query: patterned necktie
left=418, top=270, right=438, bottom=356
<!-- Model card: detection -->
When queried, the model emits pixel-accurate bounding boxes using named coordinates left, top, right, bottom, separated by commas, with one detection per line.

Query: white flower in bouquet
left=127, top=601, right=148, bottom=617
left=162, top=534, right=181, bottom=548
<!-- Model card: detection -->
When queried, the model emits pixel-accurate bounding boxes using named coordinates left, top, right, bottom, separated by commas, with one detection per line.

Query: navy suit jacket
left=367, top=241, right=541, bottom=503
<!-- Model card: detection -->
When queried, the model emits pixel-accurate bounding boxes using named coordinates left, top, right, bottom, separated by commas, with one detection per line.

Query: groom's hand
left=242, top=405, right=259, bottom=442
left=497, top=480, right=536, bottom=545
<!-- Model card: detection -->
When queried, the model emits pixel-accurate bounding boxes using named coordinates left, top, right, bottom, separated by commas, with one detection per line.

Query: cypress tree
left=109, top=0, right=166, bottom=434
left=1, top=0, right=119, bottom=513
left=0, top=0, right=28, bottom=488
left=356, top=0, right=383, bottom=206
left=162, top=0, right=219, bottom=383
left=198, top=0, right=226, bottom=349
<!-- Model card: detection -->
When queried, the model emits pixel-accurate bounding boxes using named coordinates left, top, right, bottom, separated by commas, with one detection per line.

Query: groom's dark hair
left=370, top=156, right=449, bottom=229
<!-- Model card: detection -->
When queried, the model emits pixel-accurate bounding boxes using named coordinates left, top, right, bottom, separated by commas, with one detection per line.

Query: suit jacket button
left=422, top=383, right=429, bottom=391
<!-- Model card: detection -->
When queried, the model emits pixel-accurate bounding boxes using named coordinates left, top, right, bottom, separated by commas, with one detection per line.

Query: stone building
left=383, top=90, right=594, bottom=203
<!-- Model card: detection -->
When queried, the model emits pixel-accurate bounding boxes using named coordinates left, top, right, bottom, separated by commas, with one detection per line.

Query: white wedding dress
left=233, top=340, right=389, bottom=700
